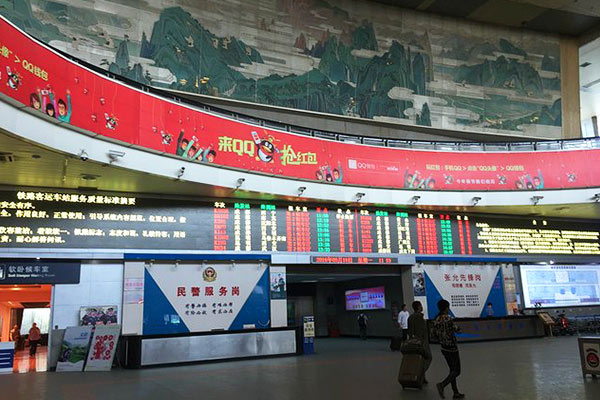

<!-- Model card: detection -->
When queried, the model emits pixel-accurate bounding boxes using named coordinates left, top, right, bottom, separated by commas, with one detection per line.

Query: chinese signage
left=142, top=263, right=270, bottom=335
left=418, top=264, right=507, bottom=318
left=0, top=260, right=80, bottom=284
left=0, top=190, right=599, bottom=257
left=2, top=16, right=600, bottom=192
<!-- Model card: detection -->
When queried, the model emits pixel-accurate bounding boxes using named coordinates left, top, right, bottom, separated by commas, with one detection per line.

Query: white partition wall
left=51, top=262, right=124, bottom=329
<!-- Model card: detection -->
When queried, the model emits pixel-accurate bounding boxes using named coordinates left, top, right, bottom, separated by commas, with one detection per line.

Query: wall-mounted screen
left=521, top=265, right=600, bottom=308
left=20, top=308, right=51, bottom=335
left=345, top=286, right=386, bottom=310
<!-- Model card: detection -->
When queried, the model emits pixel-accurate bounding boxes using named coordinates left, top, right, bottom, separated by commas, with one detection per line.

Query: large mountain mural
left=0, top=0, right=562, bottom=137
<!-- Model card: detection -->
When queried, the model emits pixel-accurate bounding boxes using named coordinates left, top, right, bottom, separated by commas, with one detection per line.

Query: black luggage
left=398, top=353, right=425, bottom=389
left=390, top=336, right=402, bottom=351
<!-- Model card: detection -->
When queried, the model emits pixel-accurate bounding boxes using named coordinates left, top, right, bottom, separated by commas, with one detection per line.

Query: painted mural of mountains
left=0, top=0, right=64, bottom=41
left=454, top=55, right=544, bottom=95
left=147, top=7, right=431, bottom=120
left=147, top=7, right=263, bottom=93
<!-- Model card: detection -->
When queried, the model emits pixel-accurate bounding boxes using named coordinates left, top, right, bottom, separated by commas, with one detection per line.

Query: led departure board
left=0, top=190, right=599, bottom=256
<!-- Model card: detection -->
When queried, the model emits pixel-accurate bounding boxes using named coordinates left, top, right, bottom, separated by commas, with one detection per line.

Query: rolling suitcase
left=398, top=353, right=424, bottom=389
left=390, top=336, right=402, bottom=351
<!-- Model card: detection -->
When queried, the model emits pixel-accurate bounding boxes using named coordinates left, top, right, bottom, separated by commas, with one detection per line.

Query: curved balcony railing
left=1, top=15, right=599, bottom=193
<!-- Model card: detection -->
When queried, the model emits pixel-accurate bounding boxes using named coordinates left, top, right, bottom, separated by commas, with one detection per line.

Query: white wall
left=51, top=262, right=123, bottom=329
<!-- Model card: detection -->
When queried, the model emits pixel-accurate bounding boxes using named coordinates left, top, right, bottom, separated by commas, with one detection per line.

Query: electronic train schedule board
left=0, top=190, right=599, bottom=257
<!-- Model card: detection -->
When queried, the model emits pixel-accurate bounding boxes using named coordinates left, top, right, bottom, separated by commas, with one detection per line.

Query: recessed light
left=31, top=154, right=41, bottom=159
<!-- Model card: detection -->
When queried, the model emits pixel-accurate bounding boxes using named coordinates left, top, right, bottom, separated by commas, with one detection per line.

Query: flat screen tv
left=521, top=264, right=600, bottom=308
left=345, top=286, right=386, bottom=310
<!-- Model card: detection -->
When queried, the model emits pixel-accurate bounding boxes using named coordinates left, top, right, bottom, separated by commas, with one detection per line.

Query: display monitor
left=20, top=308, right=51, bottom=335
left=345, top=286, right=386, bottom=310
left=521, top=265, right=600, bottom=308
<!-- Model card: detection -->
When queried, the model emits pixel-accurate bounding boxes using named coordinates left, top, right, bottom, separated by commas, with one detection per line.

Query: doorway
left=0, top=284, right=52, bottom=373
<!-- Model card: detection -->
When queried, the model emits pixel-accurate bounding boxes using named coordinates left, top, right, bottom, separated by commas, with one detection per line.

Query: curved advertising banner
left=0, top=16, right=598, bottom=192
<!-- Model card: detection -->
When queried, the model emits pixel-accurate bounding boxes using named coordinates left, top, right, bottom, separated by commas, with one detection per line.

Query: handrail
left=32, top=25, right=597, bottom=154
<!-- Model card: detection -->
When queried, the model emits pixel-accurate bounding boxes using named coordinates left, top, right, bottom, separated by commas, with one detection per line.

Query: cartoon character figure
left=29, top=90, right=42, bottom=111
left=251, top=131, right=279, bottom=163
left=161, top=131, right=173, bottom=145
left=5, top=67, right=21, bottom=90
left=104, top=113, right=118, bottom=130
left=56, top=89, right=72, bottom=123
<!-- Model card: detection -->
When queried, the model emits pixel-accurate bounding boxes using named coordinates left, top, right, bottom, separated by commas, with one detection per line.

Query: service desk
left=430, top=316, right=544, bottom=343
left=120, top=326, right=301, bottom=368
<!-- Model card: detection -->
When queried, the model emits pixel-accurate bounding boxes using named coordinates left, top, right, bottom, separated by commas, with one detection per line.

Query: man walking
left=407, top=301, right=432, bottom=383
left=28, top=322, right=41, bottom=357
left=433, top=299, right=464, bottom=399
left=398, top=304, right=410, bottom=342
left=357, top=312, right=368, bottom=340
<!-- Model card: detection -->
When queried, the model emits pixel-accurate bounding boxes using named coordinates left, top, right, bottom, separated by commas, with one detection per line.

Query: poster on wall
left=84, top=324, right=121, bottom=372
left=56, top=326, right=93, bottom=372
left=79, top=306, right=118, bottom=326
left=143, top=263, right=270, bottom=335
left=417, top=264, right=507, bottom=318
left=270, top=271, right=287, bottom=300
left=413, top=273, right=426, bottom=296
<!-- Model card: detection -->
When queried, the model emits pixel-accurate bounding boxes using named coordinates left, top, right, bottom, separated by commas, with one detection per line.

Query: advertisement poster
left=124, top=278, right=144, bottom=305
left=1, top=16, right=600, bottom=192
left=421, top=264, right=507, bottom=318
left=56, top=326, right=93, bottom=372
left=270, top=271, right=287, bottom=300
left=143, top=263, right=270, bottom=335
left=345, top=287, right=386, bottom=310
left=413, top=272, right=426, bottom=296
left=84, top=324, right=121, bottom=372
left=80, top=306, right=118, bottom=326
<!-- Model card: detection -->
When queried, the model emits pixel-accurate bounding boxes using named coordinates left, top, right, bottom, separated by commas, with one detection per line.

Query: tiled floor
left=0, top=336, right=598, bottom=399
left=13, top=347, right=47, bottom=373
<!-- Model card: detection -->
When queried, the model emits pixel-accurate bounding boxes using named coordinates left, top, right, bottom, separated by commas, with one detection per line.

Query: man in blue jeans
left=433, top=299, right=464, bottom=399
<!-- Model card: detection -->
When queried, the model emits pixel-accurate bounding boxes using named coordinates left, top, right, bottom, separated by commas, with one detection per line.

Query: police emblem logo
left=202, top=266, right=217, bottom=282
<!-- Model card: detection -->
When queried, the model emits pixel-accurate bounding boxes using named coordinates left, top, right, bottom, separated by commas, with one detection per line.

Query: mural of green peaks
left=0, top=0, right=562, bottom=135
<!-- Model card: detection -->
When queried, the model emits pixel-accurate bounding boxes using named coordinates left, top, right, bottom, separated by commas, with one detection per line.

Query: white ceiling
left=1, top=130, right=599, bottom=220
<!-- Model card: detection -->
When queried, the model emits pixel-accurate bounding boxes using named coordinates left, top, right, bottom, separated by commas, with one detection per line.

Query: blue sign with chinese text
left=0, top=261, right=80, bottom=284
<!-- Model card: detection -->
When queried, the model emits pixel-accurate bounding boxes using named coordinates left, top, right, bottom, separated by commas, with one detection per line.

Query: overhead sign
left=1, top=190, right=599, bottom=257
left=0, top=261, right=80, bottom=284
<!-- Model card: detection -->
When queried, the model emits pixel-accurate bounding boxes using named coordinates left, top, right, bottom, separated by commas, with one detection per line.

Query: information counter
left=430, top=316, right=544, bottom=343
left=120, top=327, right=300, bottom=368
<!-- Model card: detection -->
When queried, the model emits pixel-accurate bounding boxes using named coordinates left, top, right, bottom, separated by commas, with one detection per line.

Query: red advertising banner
left=0, top=16, right=598, bottom=192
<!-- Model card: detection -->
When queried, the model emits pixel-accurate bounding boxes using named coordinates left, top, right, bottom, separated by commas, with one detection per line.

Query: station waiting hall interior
left=0, top=0, right=600, bottom=399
